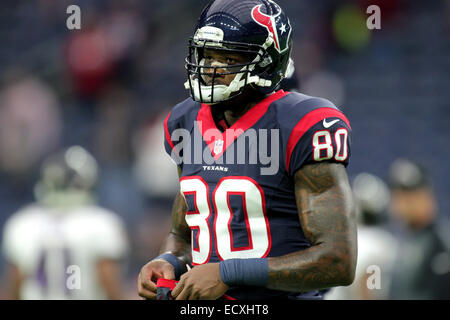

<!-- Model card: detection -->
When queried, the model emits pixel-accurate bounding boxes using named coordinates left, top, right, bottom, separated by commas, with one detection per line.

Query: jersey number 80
left=312, top=128, right=349, bottom=161
left=180, top=177, right=271, bottom=265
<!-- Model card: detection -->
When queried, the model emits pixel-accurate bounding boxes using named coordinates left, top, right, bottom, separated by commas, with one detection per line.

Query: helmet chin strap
left=185, top=37, right=275, bottom=104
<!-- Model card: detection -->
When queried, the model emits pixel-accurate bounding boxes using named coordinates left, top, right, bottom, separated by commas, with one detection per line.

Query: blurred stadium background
left=0, top=0, right=448, bottom=299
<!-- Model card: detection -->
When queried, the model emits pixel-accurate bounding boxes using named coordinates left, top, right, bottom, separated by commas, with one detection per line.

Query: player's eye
left=226, top=58, right=236, bottom=64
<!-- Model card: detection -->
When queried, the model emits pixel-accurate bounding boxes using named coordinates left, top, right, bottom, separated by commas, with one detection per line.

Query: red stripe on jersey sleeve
left=285, top=108, right=351, bottom=172
left=164, top=111, right=176, bottom=152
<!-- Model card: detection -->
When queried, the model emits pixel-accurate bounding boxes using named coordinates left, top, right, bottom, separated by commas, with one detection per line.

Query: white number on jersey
left=180, top=177, right=271, bottom=265
left=312, top=128, right=349, bottom=162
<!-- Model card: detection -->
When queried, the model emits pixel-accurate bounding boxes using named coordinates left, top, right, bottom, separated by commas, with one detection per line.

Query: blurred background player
left=387, top=159, right=450, bottom=299
left=1, top=146, right=129, bottom=299
left=326, top=172, right=397, bottom=299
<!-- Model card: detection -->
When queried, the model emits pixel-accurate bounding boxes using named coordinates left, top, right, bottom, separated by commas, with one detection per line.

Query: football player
left=138, top=0, right=357, bottom=300
left=2, top=146, right=128, bottom=299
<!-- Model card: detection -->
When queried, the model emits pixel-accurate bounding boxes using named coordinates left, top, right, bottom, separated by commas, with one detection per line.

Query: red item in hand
left=156, top=278, right=178, bottom=300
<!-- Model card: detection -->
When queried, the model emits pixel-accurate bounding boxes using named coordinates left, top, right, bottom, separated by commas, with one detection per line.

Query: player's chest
left=179, top=159, right=294, bottom=218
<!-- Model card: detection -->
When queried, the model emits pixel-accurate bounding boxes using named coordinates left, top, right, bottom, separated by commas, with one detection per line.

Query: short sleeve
left=163, top=111, right=184, bottom=167
left=286, top=108, right=352, bottom=176
left=91, top=212, right=128, bottom=260
left=163, top=111, right=176, bottom=157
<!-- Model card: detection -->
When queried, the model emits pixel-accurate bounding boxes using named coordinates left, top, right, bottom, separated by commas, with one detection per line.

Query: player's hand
left=138, top=259, right=175, bottom=300
left=171, top=263, right=228, bottom=300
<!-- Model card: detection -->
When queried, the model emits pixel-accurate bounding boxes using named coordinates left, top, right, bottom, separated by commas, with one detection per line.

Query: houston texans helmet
left=184, top=0, right=293, bottom=104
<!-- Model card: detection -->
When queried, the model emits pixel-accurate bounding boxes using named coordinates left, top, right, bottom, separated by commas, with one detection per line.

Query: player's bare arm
left=267, top=162, right=357, bottom=292
left=138, top=168, right=192, bottom=299
left=159, top=191, right=192, bottom=266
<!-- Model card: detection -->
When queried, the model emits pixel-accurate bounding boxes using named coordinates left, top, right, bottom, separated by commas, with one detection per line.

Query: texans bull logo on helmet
left=251, top=3, right=291, bottom=53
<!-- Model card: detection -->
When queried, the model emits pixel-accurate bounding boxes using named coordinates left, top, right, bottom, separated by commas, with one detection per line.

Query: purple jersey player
left=138, top=0, right=357, bottom=300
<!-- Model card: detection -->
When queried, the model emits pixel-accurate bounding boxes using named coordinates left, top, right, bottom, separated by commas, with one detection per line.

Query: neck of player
left=212, top=87, right=269, bottom=127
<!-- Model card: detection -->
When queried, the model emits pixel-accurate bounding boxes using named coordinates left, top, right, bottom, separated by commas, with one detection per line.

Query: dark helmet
left=184, top=0, right=293, bottom=104
left=388, top=158, right=431, bottom=191
left=34, top=146, right=99, bottom=207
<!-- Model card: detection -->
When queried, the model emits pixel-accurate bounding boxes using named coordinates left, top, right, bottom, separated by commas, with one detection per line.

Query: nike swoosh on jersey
left=322, top=118, right=340, bottom=128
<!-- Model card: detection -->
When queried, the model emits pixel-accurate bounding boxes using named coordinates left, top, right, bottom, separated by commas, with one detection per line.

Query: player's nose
left=210, top=60, right=227, bottom=68
left=203, top=60, right=227, bottom=85
left=206, top=60, right=227, bottom=75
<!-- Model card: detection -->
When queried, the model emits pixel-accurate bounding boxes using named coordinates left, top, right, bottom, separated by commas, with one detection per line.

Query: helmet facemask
left=185, top=31, right=275, bottom=104
left=185, top=0, right=294, bottom=104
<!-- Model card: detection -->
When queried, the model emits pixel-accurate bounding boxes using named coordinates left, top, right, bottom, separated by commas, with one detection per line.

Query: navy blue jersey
left=163, top=90, right=352, bottom=300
